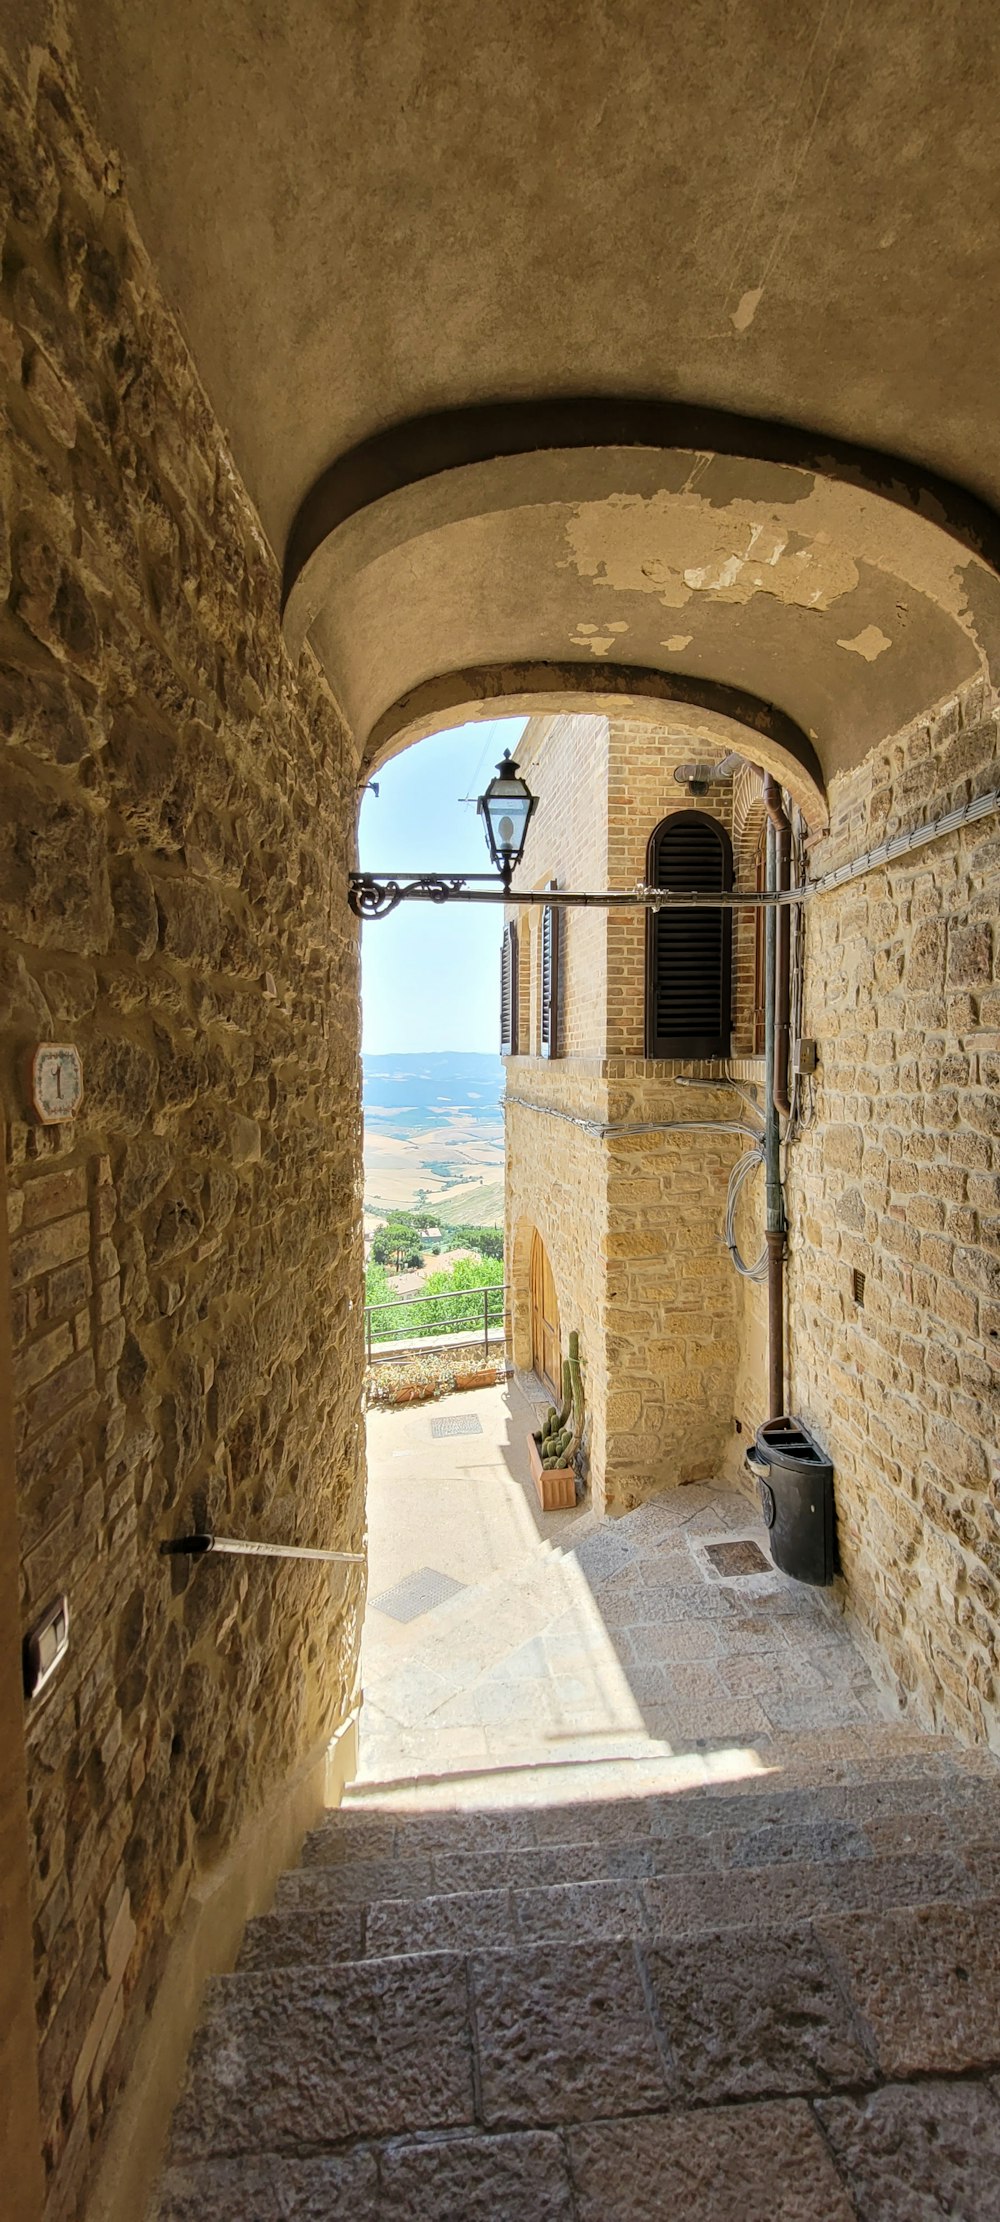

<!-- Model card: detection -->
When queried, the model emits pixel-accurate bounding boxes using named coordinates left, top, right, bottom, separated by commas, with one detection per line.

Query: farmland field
left=363, top=1052, right=505, bottom=1222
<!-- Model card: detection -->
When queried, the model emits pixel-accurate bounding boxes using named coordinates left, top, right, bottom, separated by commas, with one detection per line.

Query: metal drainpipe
left=762, top=774, right=792, bottom=1118
left=762, top=817, right=787, bottom=1419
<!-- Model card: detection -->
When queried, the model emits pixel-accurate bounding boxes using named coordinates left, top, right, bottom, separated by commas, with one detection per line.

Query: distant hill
left=363, top=1051, right=504, bottom=1132
left=362, top=1051, right=505, bottom=1220
left=435, top=1181, right=506, bottom=1228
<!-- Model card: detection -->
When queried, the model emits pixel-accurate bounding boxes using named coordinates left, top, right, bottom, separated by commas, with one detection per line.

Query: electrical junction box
left=793, top=1038, right=818, bottom=1075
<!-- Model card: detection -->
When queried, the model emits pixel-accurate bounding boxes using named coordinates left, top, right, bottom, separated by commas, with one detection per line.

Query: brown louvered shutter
left=500, top=921, right=518, bottom=1055
left=540, top=891, right=560, bottom=1058
left=645, top=813, right=733, bottom=1059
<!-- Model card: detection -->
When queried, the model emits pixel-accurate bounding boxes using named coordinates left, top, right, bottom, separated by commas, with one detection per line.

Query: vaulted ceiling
left=45, top=0, right=1000, bottom=805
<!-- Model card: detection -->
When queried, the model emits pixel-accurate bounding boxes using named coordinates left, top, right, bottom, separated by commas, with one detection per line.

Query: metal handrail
left=160, top=1533, right=364, bottom=1563
left=365, top=1279, right=507, bottom=1364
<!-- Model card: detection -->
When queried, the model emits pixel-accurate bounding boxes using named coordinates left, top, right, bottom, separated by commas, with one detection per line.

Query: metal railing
left=160, top=1533, right=364, bottom=1563
left=365, top=1281, right=507, bottom=1364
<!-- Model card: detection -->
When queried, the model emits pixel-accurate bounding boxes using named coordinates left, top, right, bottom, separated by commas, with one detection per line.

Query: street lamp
left=348, top=752, right=807, bottom=923
left=477, top=754, right=537, bottom=890
left=349, top=752, right=538, bottom=918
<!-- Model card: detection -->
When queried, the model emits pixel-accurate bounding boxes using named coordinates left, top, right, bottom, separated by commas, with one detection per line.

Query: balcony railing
left=365, top=1281, right=507, bottom=1365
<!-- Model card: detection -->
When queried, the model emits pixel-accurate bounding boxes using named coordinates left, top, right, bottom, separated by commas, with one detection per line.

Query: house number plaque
left=28, top=1042, right=84, bottom=1124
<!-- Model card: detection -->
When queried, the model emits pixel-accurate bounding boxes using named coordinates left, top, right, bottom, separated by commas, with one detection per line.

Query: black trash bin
left=747, top=1416, right=835, bottom=1586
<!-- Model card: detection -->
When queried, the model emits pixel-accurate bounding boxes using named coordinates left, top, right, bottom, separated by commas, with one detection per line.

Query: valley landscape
left=362, top=1051, right=505, bottom=1227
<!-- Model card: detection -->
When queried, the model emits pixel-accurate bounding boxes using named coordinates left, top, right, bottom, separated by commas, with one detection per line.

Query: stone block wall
left=785, top=678, right=1000, bottom=1747
left=505, top=712, right=754, bottom=1511
left=506, top=1099, right=609, bottom=1496
left=0, top=49, right=364, bottom=2221
left=602, top=1076, right=740, bottom=1508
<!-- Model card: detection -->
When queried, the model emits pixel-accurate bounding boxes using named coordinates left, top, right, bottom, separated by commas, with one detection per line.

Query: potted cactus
left=528, top=1332, right=584, bottom=1510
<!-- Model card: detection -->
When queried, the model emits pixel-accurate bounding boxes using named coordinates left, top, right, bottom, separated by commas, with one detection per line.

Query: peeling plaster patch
left=570, top=624, right=617, bottom=654
left=836, top=625, right=893, bottom=661
left=663, top=634, right=693, bottom=651
left=565, top=491, right=860, bottom=613
left=731, top=286, right=764, bottom=332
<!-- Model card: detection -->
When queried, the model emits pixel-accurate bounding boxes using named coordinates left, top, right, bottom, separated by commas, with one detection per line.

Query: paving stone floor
left=358, top=1380, right=890, bottom=1797
left=153, top=1388, right=1000, bottom=2220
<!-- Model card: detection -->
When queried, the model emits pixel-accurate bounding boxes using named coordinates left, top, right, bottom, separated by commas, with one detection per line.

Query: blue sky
left=358, top=718, right=527, bottom=1055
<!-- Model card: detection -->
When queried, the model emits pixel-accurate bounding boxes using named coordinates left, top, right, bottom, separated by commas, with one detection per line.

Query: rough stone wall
left=0, top=49, right=364, bottom=2221
left=786, top=677, right=1000, bottom=1747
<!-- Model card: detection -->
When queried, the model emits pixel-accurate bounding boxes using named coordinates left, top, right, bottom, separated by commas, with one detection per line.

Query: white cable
left=725, top=1144, right=769, bottom=1282
left=505, top=1096, right=762, bottom=1143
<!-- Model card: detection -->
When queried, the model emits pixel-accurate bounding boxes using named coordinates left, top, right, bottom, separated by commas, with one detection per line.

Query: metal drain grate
left=430, top=1415, right=484, bottom=1439
left=370, top=1567, right=466, bottom=1622
left=704, top=1539, right=771, bottom=1577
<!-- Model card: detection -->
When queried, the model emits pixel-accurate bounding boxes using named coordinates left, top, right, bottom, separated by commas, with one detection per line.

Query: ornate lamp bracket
left=348, top=873, right=470, bottom=919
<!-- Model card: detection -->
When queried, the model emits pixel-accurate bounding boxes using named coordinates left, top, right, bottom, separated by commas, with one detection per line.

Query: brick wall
left=515, top=711, right=608, bottom=1057
left=0, top=49, right=364, bottom=2220
left=605, top=715, right=737, bottom=1061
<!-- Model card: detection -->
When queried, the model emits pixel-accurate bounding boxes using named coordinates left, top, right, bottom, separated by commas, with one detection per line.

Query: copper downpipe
left=765, top=1226, right=785, bottom=1420
left=760, top=775, right=791, bottom=1419
left=763, top=775, right=792, bottom=1120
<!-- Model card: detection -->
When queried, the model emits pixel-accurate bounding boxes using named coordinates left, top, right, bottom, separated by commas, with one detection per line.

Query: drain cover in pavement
left=370, top=1567, right=467, bottom=1622
left=430, top=1415, right=484, bottom=1439
left=704, top=1539, right=771, bottom=1577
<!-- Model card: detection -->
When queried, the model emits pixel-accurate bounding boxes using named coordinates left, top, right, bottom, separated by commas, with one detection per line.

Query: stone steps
left=240, top=1847, right=998, bottom=1971
left=156, top=1898, right=1000, bottom=2220
left=153, top=1725, right=1000, bottom=2219
left=342, top=1721, right=1000, bottom=1816
left=288, top=1768, right=1000, bottom=1898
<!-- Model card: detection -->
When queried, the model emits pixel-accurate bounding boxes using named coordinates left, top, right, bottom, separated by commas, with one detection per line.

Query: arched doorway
left=529, top=1229, right=561, bottom=1398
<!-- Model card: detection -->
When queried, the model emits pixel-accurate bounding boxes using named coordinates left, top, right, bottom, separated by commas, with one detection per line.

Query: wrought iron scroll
left=348, top=874, right=469, bottom=919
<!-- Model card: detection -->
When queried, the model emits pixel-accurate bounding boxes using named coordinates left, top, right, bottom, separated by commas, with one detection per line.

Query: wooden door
left=530, top=1231, right=561, bottom=1398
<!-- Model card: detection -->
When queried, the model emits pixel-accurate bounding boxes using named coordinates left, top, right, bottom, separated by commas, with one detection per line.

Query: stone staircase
left=154, top=1727, right=1000, bottom=2220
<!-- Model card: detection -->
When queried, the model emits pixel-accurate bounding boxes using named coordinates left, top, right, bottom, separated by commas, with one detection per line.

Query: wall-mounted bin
left=747, top=1416, right=835, bottom=1586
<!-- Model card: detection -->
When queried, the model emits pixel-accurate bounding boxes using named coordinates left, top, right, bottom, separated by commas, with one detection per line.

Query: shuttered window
left=645, top=812, right=733, bottom=1059
left=540, top=892, right=561, bottom=1058
left=500, top=920, right=518, bottom=1055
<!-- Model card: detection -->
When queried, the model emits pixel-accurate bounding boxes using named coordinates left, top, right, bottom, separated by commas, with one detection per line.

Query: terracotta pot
left=454, top=1368, right=496, bottom=1391
left=527, top=1429, right=576, bottom=1511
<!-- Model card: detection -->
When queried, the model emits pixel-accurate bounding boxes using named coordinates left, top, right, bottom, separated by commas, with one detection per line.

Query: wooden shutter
left=540, top=892, right=560, bottom=1059
left=500, top=920, right=518, bottom=1055
left=645, top=812, right=733, bottom=1059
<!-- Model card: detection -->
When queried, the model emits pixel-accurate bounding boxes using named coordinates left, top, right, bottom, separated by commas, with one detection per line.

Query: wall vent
left=852, top=1268, right=866, bottom=1306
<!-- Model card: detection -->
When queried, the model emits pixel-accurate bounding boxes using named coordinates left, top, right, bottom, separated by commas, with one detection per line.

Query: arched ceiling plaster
left=39, top=0, right=1000, bottom=792
left=286, top=416, right=1000, bottom=796
left=363, top=665, right=828, bottom=828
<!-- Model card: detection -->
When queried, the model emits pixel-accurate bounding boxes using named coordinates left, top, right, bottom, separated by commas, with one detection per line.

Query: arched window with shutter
left=500, top=920, right=518, bottom=1055
left=645, top=812, right=733, bottom=1059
